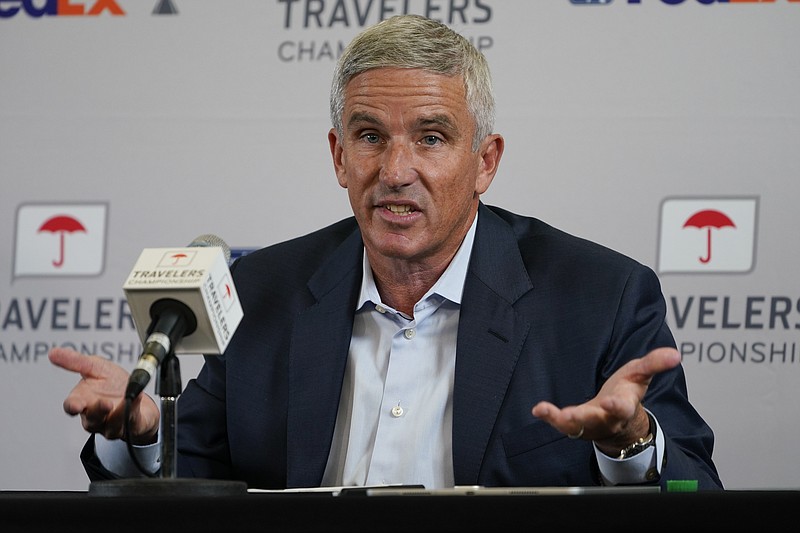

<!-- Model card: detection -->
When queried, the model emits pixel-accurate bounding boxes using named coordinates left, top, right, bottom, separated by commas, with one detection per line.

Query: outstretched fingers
left=531, top=347, right=682, bottom=441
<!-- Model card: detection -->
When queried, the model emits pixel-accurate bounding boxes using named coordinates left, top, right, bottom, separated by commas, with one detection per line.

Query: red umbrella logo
left=170, top=253, right=189, bottom=265
left=682, top=209, right=736, bottom=264
left=37, top=215, right=87, bottom=268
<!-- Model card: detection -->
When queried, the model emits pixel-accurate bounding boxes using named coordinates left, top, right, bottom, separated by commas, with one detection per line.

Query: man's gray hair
left=330, top=14, right=495, bottom=152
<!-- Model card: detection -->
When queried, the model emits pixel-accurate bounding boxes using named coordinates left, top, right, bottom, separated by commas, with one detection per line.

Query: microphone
left=123, top=234, right=244, bottom=400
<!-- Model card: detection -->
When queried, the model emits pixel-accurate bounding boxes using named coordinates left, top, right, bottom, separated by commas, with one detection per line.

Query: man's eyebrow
left=417, top=114, right=462, bottom=140
left=416, top=115, right=458, bottom=133
left=347, top=112, right=382, bottom=129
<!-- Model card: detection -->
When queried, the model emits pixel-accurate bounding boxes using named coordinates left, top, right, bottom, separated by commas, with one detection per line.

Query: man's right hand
left=49, top=347, right=160, bottom=445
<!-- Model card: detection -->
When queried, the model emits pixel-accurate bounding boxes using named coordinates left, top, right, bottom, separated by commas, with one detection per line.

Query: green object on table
left=667, top=480, right=698, bottom=492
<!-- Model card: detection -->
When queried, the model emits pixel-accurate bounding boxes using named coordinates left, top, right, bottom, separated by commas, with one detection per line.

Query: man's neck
left=368, top=254, right=451, bottom=317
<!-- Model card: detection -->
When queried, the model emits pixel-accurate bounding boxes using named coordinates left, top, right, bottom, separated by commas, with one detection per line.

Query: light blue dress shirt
left=320, top=215, right=477, bottom=489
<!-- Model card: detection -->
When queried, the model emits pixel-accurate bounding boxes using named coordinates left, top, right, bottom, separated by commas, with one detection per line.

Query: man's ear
left=475, top=133, right=505, bottom=195
left=328, top=128, right=348, bottom=188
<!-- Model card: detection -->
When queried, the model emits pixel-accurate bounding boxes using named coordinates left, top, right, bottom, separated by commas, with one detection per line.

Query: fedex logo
left=572, top=0, right=799, bottom=4
left=627, top=0, right=800, bottom=4
left=0, top=0, right=124, bottom=18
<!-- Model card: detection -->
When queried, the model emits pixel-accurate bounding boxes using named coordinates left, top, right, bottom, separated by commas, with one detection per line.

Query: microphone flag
left=123, top=245, right=243, bottom=355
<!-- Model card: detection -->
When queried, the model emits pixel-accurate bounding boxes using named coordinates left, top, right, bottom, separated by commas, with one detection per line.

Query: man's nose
left=379, top=142, right=417, bottom=188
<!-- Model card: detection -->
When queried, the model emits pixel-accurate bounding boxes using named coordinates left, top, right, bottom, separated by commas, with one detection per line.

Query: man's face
left=329, top=67, right=502, bottom=270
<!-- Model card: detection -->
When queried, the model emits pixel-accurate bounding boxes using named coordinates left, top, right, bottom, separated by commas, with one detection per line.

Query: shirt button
left=404, top=328, right=416, bottom=339
left=375, top=304, right=387, bottom=314
left=391, top=405, right=404, bottom=417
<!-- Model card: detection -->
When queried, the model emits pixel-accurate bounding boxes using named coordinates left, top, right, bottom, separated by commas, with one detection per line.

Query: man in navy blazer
left=168, top=203, right=720, bottom=489
left=51, top=15, right=722, bottom=491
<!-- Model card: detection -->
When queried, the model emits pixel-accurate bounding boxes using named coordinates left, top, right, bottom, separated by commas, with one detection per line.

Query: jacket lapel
left=286, top=228, right=363, bottom=487
left=452, top=204, right=534, bottom=485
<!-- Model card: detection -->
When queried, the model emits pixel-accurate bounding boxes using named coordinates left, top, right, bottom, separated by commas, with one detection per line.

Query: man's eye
left=363, top=133, right=380, bottom=144
left=422, top=135, right=441, bottom=146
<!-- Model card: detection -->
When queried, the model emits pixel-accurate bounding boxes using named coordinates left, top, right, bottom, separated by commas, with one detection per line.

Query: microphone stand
left=88, top=353, right=247, bottom=497
left=158, top=353, right=181, bottom=479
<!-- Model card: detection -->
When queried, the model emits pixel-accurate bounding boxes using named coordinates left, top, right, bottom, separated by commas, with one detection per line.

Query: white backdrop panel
left=1, top=0, right=798, bottom=490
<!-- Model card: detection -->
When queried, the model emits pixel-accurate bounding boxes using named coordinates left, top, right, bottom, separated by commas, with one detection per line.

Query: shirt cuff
left=95, top=433, right=161, bottom=477
left=594, top=409, right=665, bottom=485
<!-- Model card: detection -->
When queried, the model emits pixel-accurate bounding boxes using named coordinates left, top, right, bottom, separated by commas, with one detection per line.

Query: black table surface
left=2, top=486, right=798, bottom=533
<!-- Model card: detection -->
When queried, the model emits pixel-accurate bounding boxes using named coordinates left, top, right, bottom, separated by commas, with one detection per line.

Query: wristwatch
left=617, top=414, right=656, bottom=460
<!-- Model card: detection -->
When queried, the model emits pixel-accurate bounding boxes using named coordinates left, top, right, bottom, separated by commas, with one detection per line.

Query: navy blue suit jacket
left=84, top=204, right=722, bottom=490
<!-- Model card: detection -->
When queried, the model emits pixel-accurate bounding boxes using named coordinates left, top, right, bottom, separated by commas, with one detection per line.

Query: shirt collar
left=357, top=212, right=478, bottom=310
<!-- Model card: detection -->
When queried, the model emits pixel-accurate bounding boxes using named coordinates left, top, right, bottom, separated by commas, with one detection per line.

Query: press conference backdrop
left=1, top=0, right=798, bottom=491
